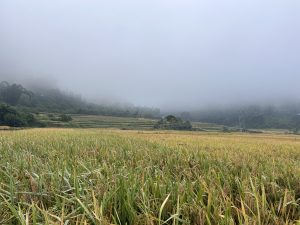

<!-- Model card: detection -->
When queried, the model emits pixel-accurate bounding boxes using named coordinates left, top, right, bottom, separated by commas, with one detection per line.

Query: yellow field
left=0, top=129, right=299, bottom=224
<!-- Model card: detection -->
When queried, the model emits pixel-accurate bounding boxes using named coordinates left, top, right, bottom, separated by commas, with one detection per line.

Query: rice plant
left=0, top=129, right=299, bottom=224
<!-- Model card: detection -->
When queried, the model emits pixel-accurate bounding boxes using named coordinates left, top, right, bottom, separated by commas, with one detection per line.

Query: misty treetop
left=0, top=81, right=161, bottom=119
left=184, top=104, right=300, bottom=131
left=0, top=81, right=33, bottom=106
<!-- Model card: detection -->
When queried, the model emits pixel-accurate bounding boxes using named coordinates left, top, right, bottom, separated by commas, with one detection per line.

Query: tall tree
left=0, top=82, right=32, bottom=105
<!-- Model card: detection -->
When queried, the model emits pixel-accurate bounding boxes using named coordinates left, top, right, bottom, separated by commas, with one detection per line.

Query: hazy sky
left=1, top=0, right=299, bottom=110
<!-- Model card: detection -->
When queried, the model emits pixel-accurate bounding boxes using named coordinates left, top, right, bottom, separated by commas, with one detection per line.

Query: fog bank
left=1, top=0, right=299, bottom=110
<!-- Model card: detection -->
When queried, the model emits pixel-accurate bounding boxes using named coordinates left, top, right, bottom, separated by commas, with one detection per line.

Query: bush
left=3, top=113, right=26, bottom=127
left=154, top=115, right=192, bottom=130
left=0, top=103, right=38, bottom=127
left=222, top=126, right=230, bottom=132
left=60, top=114, right=72, bottom=122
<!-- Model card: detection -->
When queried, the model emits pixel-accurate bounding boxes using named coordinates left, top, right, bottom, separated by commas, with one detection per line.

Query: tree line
left=181, top=104, right=300, bottom=132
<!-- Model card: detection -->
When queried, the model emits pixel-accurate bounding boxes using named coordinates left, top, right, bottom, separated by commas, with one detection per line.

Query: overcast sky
left=0, top=0, right=299, bottom=110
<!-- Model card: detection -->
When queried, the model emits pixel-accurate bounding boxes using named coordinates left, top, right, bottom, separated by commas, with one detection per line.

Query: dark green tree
left=0, top=82, right=32, bottom=105
left=154, top=115, right=192, bottom=130
left=60, top=114, right=72, bottom=122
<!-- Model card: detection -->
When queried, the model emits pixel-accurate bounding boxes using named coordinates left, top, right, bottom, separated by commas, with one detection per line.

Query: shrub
left=154, top=115, right=192, bottom=130
left=3, top=113, right=26, bottom=127
left=60, top=114, right=72, bottom=122
left=0, top=103, right=38, bottom=127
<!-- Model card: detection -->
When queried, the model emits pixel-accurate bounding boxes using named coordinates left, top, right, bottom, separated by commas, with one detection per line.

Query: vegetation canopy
left=0, top=81, right=161, bottom=119
left=0, top=103, right=38, bottom=127
left=154, top=115, right=192, bottom=130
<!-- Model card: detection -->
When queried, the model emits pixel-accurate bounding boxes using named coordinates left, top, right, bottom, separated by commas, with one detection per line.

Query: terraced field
left=72, top=115, right=158, bottom=129
left=191, top=121, right=224, bottom=131
left=37, top=114, right=225, bottom=131
left=37, top=114, right=158, bottom=129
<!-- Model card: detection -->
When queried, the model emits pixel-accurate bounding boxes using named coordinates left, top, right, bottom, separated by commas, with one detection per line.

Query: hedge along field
left=0, top=129, right=299, bottom=224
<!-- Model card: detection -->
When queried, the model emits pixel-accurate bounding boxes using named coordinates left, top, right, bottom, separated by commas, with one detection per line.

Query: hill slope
left=0, top=81, right=160, bottom=118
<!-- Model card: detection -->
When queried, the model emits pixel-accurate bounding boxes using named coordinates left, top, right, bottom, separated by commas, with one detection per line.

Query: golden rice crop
left=0, top=129, right=299, bottom=224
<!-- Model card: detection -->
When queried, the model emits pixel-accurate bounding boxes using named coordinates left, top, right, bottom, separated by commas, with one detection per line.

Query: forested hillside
left=0, top=81, right=160, bottom=118
left=1, top=81, right=300, bottom=131
left=182, top=104, right=300, bottom=131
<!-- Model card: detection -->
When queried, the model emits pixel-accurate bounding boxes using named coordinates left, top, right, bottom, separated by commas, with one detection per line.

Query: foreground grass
left=0, top=129, right=299, bottom=224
